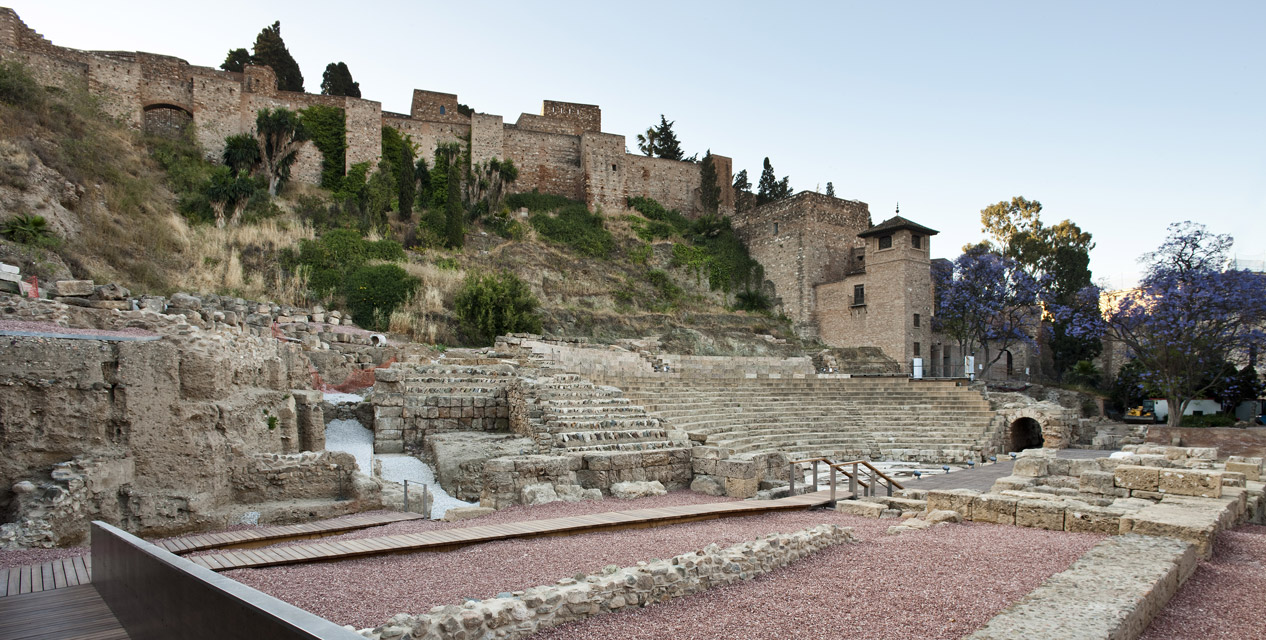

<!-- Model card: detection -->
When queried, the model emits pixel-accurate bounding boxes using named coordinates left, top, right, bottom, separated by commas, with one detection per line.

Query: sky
left=10, top=1, right=1265, bottom=288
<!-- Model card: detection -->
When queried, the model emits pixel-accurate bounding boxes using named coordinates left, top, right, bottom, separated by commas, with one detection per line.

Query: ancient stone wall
left=733, top=193, right=871, bottom=330
left=410, top=89, right=469, bottom=123
left=622, top=154, right=703, bottom=216
left=363, top=524, right=854, bottom=640
left=479, top=449, right=693, bottom=509
left=230, top=450, right=358, bottom=504
left=382, top=114, right=470, bottom=171
left=503, top=127, right=585, bottom=201
left=542, top=100, right=601, bottom=133
left=469, top=113, right=505, bottom=167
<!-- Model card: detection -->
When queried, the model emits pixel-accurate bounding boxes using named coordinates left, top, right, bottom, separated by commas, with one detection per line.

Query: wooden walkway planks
left=0, top=584, right=128, bottom=640
left=155, top=511, right=428, bottom=554
left=192, top=490, right=841, bottom=572
left=0, top=556, right=91, bottom=598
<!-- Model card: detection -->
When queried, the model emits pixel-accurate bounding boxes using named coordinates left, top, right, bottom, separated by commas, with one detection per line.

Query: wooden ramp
left=0, top=584, right=128, bottom=640
left=0, top=512, right=425, bottom=599
left=193, top=489, right=840, bottom=572
left=156, top=511, right=427, bottom=554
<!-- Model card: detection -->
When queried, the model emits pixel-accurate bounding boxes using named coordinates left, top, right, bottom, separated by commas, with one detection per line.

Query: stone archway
left=1009, top=417, right=1044, bottom=452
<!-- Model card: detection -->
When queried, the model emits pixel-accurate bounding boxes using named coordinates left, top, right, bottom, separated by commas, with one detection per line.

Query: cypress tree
left=416, top=156, right=432, bottom=205
left=444, top=164, right=463, bottom=249
left=826, top=182, right=835, bottom=197
left=699, top=150, right=721, bottom=215
left=252, top=21, right=304, bottom=92
left=398, top=144, right=415, bottom=220
left=756, top=157, right=778, bottom=206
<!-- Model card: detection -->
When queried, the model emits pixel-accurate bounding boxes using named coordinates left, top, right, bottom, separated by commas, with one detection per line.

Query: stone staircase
left=523, top=373, right=683, bottom=454
left=608, top=377, right=997, bottom=463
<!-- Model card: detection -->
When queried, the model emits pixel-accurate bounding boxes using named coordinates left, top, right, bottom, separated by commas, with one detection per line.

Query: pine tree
left=252, top=21, right=304, bottom=92
left=651, top=115, right=683, bottom=161
left=825, top=182, right=835, bottom=197
left=221, top=48, right=251, bottom=73
left=775, top=176, right=792, bottom=200
left=321, top=62, right=361, bottom=98
left=756, top=157, right=778, bottom=206
left=733, top=169, right=755, bottom=213
left=398, top=144, right=415, bottom=220
left=699, top=150, right=721, bottom=215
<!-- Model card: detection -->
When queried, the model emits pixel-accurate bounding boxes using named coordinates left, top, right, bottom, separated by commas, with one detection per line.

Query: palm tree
left=635, top=127, right=658, bottom=157
left=254, top=108, right=307, bottom=196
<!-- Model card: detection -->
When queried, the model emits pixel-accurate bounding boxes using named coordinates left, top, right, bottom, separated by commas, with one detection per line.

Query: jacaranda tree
left=1071, top=222, right=1266, bottom=427
left=934, top=245, right=1043, bottom=378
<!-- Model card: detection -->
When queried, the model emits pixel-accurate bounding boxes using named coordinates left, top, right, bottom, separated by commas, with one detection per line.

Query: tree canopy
left=755, top=157, right=791, bottom=206
left=320, top=62, right=361, bottom=98
left=1071, top=222, right=1266, bottom=426
left=934, top=245, right=1043, bottom=378
left=220, top=22, right=305, bottom=91
left=220, top=48, right=251, bottom=73
left=254, top=108, right=307, bottom=195
left=635, top=115, right=684, bottom=161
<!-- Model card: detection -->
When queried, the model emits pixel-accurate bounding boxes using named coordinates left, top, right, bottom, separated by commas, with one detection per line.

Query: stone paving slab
left=967, top=534, right=1197, bottom=640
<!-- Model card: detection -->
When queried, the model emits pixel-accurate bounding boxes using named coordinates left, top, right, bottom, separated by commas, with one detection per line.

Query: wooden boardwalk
left=0, top=511, right=424, bottom=598
left=193, top=489, right=840, bottom=572
left=155, top=511, right=427, bottom=554
left=0, top=556, right=92, bottom=598
left=0, top=584, right=128, bottom=640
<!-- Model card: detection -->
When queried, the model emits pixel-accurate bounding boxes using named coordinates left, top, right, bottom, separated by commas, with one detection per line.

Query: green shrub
left=633, top=219, right=677, bottom=242
left=627, top=196, right=690, bottom=234
left=289, top=229, right=403, bottom=297
left=435, top=257, right=460, bottom=270
left=628, top=243, right=652, bottom=266
left=343, top=263, right=417, bottom=331
left=454, top=271, right=542, bottom=346
left=489, top=211, right=526, bottom=240
left=734, top=289, right=772, bottom=312
left=1066, top=360, right=1103, bottom=389
left=0, top=60, right=42, bottom=108
left=1179, top=413, right=1236, bottom=428
left=645, top=269, right=683, bottom=309
left=530, top=204, right=613, bottom=258
left=506, top=190, right=580, bottom=212
left=1, top=214, right=58, bottom=248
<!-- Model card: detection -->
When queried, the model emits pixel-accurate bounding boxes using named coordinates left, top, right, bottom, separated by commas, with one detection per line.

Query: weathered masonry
left=0, top=8, right=733, bottom=216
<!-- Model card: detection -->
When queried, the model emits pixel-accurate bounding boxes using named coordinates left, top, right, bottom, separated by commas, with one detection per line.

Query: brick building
left=0, top=8, right=732, bottom=216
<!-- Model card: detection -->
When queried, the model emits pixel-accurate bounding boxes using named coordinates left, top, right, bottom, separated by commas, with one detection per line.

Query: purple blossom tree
left=1074, top=222, right=1266, bottom=427
left=934, top=245, right=1043, bottom=379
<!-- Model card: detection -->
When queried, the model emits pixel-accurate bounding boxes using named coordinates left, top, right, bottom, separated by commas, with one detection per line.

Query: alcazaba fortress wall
left=0, top=7, right=733, bottom=217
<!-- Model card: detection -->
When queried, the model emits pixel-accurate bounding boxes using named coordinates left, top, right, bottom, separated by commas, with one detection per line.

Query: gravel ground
left=220, top=495, right=1102, bottom=632
left=0, top=319, right=156, bottom=338
left=325, top=417, right=375, bottom=476
left=1140, top=523, right=1266, bottom=640
left=0, top=546, right=88, bottom=569
left=323, top=391, right=365, bottom=405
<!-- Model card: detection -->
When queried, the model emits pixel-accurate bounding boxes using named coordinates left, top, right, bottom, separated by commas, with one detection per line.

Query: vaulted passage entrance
left=1009, top=417, right=1044, bottom=452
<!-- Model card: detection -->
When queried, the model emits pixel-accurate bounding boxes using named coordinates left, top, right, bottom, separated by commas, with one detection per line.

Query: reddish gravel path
left=218, top=493, right=1102, bottom=633
left=0, top=546, right=87, bottom=570
left=532, top=520, right=1103, bottom=640
left=1141, top=524, right=1266, bottom=640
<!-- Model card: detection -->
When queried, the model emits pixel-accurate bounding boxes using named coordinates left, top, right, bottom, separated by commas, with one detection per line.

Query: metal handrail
left=788, top=457, right=905, bottom=501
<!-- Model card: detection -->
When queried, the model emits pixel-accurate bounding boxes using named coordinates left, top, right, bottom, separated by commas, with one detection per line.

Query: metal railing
left=788, top=457, right=905, bottom=502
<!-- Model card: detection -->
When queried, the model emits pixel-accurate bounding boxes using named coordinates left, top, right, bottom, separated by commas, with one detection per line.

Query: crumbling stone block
left=53, top=279, right=94, bottom=296
left=1016, top=499, right=1065, bottom=530
left=835, top=500, right=886, bottom=518
left=1114, top=466, right=1160, bottom=491
left=689, top=475, right=725, bottom=496
left=1065, top=504, right=1122, bottom=534
left=724, top=475, right=759, bottom=498
left=1079, top=471, right=1116, bottom=495
left=927, top=489, right=978, bottom=519
left=1226, top=456, right=1263, bottom=482
left=1013, top=457, right=1049, bottom=477
left=1158, top=469, right=1222, bottom=498
left=971, top=494, right=1018, bottom=525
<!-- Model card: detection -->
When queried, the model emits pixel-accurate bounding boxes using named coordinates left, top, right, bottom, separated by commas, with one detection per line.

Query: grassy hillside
left=0, top=59, right=801, bottom=352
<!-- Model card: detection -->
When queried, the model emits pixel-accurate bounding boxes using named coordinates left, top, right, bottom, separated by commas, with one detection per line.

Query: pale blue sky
left=13, top=1, right=1265, bottom=287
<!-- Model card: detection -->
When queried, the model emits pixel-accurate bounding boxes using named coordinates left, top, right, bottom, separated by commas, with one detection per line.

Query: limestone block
left=1065, top=505, right=1122, bottom=534
left=926, top=509, right=962, bottom=524
left=882, top=497, right=927, bottom=513
left=1131, top=490, right=1165, bottom=501
left=689, top=475, right=725, bottom=496
left=991, top=476, right=1037, bottom=492
left=1016, top=499, right=1066, bottom=531
left=442, top=506, right=495, bottom=522
left=1158, top=469, right=1222, bottom=498
left=1226, top=458, right=1263, bottom=482
left=1079, top=471, right=1116, bottom=495
left=724, top=475, right=759, bottom=499
left=610, top=481, right=666, bottom=500
left=927, top=489, right=979, bottom=519
left=93, top=283, right=130, bottom=300
left=971, top=494, right=1018, bottom=525
left=1221, top=472, right=1246, bottom=488
left=835, top=500, right=886, bottom=518
left=54, top=279, right=94, bottom=296
left=521, top=483, right=560, bottom=506
left=716, top=459, right=757, bottom=480
left=1013, top=457, right=1049, bottom=477
left=692, top=458, right=718, bottom=476
left=1114, top=466, right=1160, bottom=491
